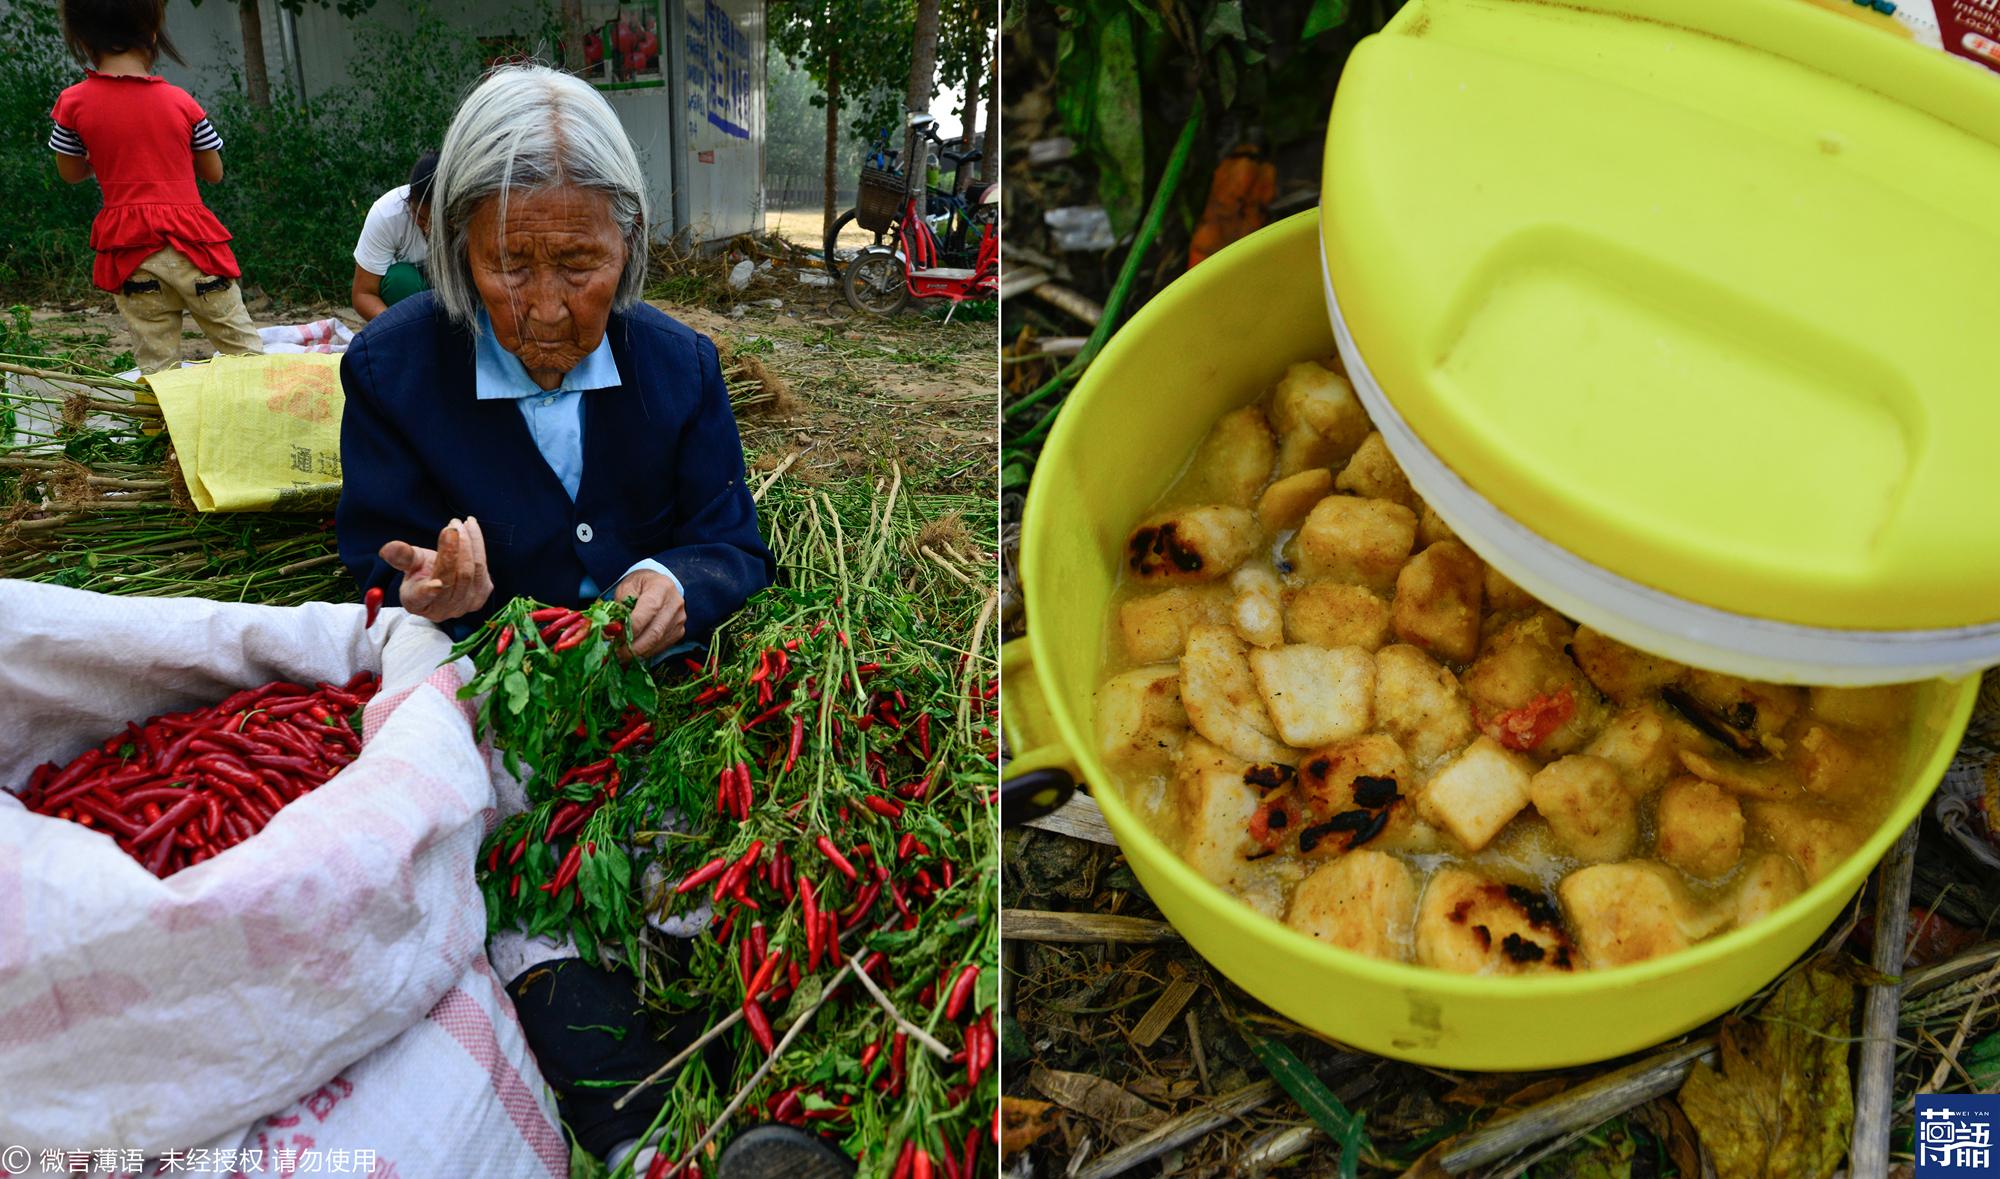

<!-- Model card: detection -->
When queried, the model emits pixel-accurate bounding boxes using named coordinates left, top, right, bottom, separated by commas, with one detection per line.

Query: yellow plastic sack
left=144, top=353, right=344, bottom=512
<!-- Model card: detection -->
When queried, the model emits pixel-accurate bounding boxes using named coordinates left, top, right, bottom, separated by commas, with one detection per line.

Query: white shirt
left=352, top=184, right=428, bottom=275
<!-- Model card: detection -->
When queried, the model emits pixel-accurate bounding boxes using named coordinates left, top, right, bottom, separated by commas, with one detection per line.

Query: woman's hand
left=379, top=517, right=494, bottom=623
left=612, top=569, right=687, bottom=659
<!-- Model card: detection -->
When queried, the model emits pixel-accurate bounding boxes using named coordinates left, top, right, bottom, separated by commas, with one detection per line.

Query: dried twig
left=1003, top=910, right=1182, bottom=945
left=845, top=944, right=955, bottom=1061
left=1074, top=1079, right=1281, bottom=1179
left=1926, top=955, right=2000, bottom=1092
left=1853, top=821, right=1919, bottom=1171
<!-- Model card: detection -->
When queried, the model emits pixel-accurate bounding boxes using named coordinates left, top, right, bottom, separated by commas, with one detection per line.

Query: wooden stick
left=1436, top=1038, right=1719, bottom=1173
left=0, top=361, right=145, bottom=392
left=1031, top=283, right=1106, bottom=328
left=1907, top=941, right=2000, bottom=999
left=1231, top=1125, right=1323, bottom=1176
left=1853, top=821, right=1919, bottom=1174
left=1024, top=792, right=1118, bottom=847
left=845, top=944, right=956, bottom=1061
left=610, top=1006, right=746, bottom=1111
left=1074, top=1079, right=1280, bottom=1179
left=1002, top=910, right=1182, bottom=945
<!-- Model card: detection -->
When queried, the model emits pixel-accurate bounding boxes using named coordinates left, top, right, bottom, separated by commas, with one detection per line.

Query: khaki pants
left=112, top=246, right=263, bottom=375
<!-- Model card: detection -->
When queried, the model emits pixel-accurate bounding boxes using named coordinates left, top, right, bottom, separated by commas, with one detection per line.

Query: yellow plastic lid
left=1319, top=0, right=2000, bottom=633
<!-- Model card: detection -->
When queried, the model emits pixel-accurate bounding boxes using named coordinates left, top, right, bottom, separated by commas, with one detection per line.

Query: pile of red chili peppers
left=16, top=671, right=379, bottom=877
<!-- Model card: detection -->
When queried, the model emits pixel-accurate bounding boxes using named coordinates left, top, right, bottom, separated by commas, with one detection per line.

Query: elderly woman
left=337, top=68, right=770, bottom=659
left=336, top=68, right=836, bottom=1179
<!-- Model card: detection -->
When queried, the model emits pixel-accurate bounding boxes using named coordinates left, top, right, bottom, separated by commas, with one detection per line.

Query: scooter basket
left=856, top=166, right=908, bottom=233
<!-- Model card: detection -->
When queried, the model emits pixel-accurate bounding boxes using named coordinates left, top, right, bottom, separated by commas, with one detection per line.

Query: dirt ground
left=765, top=207, right=883, bottom=252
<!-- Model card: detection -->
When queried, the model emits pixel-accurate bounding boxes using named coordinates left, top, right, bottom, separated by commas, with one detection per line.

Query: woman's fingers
left=628, top=574, right=688, bottom=658
left=379, top=539, right=435, bottom=576
left=463, top=517, right=495, bottom=612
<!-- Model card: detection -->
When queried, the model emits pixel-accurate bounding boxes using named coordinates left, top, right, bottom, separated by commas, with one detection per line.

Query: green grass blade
left=1244, top=1031, right=1369, bottom=1179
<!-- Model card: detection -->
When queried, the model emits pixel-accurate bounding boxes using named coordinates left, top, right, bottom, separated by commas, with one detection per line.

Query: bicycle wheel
left=841, top=249, right=911, bottom=317
left=823, top=209, right=891, bottom=282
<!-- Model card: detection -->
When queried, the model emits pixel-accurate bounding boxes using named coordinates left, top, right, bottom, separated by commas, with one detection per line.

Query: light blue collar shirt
left=472, top=311, right=683, bottom=603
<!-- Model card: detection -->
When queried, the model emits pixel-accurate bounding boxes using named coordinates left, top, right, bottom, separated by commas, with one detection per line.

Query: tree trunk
left=903, top=0, right=943, bottom=193
left=561, top=0, right=586, bottom=71
left=238, top=0, right=270, bottom=109
left=961, top=33, right=982, bottom=194
left=981, top=32, right=997, bottom=184
left=822, top=46, right=841, bottom=241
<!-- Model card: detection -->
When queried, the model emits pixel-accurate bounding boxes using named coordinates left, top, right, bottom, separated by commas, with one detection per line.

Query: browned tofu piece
left=1569, top=626, right=1687, bottom=705
left=1417, top=502, right=1458, bottom=549
left=1391, top=540, right=1484, bottom=666
left=1528, top=756, right=1638, bottom=863
left=1418, top=736, right=1535, bottom=852
left=1462, top=611, right=1609, bottom=757
left=1174, top=738, right=1264, bottom=886
left=1733, top=853, right=1806, bottom=928
left=1294, top=733, right=1418, bottom=855
left=1483, top=565, right=1538, bottom=613
left=1285, top=581, right=1392, bottom=650
left=1179, top=625, right=1294, bottom=764
left=1653, top=777, right=1744, bottom=879
left=1257, top=468, right=1335, bottom=532
left=1582, top=704, right=1682, bottom=794
left=1118, top=586, right=1229, bottom=664
left=1286, top=849, right=1417, bottom=960
left=1190, top=405, right=1276, bottom=507
left=1291, top=496, right=1417, bottom=592
left=1373, top=644, right=1476, bottom=767
left=1415, top=867, right=1576, bottom=974
left=1747, top=800, right=1860, bottom=884
left=1095, top=665, right=1189, bottom=773
left=1809, top=684, right=1914, bottom=732
left=1270, top=361, right=1371, bottom=476
left=1795, top=724, right=1885, bottom=801
left=1126, top=505, right=1259, bottom=584
left=1682, top=669, right=1804, bottom=749
left=1229, top=566, right=1286, bottom=649
left=1559, top=862, right=1714, bottom=968
left=1334, top=432, right=1416, bottom=509
left=1677, top=748, right=1804, bottom=802
left=1248, top=644, right=1374, bottom=749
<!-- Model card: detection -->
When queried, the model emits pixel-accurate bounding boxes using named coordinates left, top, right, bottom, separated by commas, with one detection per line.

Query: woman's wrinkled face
left=467, top=186, right=627, bottom=379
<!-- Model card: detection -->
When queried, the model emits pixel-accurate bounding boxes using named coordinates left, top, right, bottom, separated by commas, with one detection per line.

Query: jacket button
left=575, top=522, right=594, bottom=543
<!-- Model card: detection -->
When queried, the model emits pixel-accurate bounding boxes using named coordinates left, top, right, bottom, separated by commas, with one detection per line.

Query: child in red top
left=49, top=0, right=261, bottom=374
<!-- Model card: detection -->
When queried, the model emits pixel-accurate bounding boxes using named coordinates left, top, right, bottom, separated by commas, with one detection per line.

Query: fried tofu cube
left=1291, top=496, right=1417, bottom=591
left=1118, top=586, right=1229, bottom=664
left=1582, top=704, right=1680, bottom=793
left=1415, top=867, right=1576, bottom=974
left=1747, top=801, right=1859, bottom=884
left=1229, top=566, right=1286, bottom=649
left=1484, top=566, right=1538, bottom=613
left=1733, top=853, right=1806, bottom=929
left=1677, top=748, right=1803, bottom=802
left=1417, top=502, right=1458, bottom=549
left=1569, top=626, right=1687, bottom=705
left=1284, top=581, right=1392, bottom=650
left=1528, top=756, right=1637, bottom=863
left=1286, top=849, right=1416, bottom=960
left=1559, top=862, right=1711, bottom=968
left=1270, top=361, right=1371, bottom=476
left=1795, top=724, right=1880, bottom=801
left=1126, top=505, right=1259, bottom=584
left=1462, top=611, right=1608, bottom=757
left=1373, top=644, right=1476, bottom=767
left=1682, top=670, right=1804, bottom=747
left=1175, top=741, right=1262, bottom=886
left=1257, top=468, right=1336, bottom=533
left=1653, top=777, right=1744, bottom=879
left=1334, top=432, right=1416, bottom=509
left=1419, top=736, right=1534, bottom=851
left=1809, top=684, right=1914, bottom=732
left=1179, top=625, right=1294, bottom=764
left=1294, top=733, right=1417, bottom=854
left=1392, top=540, right=1484, bottom=666
left=1095, top=665, right=1189, bottom=773
left=1248, top=644, right=1374, bottom=749
left=1191, top=405, right=1277, bottom=507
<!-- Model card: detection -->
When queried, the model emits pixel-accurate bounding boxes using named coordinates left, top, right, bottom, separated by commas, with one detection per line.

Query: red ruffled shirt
left=50, top=71, right=239, bottom=293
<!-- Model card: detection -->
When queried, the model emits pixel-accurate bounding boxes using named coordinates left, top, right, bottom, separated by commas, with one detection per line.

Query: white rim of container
left=1318, top=247, right=2000, bottom=686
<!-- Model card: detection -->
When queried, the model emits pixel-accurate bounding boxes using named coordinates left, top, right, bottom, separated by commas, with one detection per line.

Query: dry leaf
left=1030, top=1065, right=1168, bottom=1144
left=1679, top=965, right=1855, bottom=1179
left=1000, top=1095, right=1061, bottom=1155
left=1126, top=1074, right=1200, bottom=1104
left=1632, top=1098, right=1706, bottom=1179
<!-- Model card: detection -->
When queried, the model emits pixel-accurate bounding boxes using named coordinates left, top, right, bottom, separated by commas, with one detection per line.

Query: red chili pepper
left=891, top=1141, right=915, bottom=1179
left=746, top=949, right=784, bottom=1002
left=495, top=625, right=514, bottom=655
left=739, top=703, right=787, bottom=731
left=863, top=795, right=904, bottom=820
left=694, top=684, right=731, bottom=706
left=913, top=1148, right=932, bottom=1179
left=604, top=621, right=624, bottom=638
left=609, top=722, right=653, bottom=753
left=843, top=884, right=880, bottom=931
left=509, top=874, right=522, bottom=899
left=946, top=964, right=979, bottom=1022
left=508, top=834, right=529, bottom=866
left=736, top=762, right=754, bottom=817
left=527, top=606, right=571, bottom=623
left=891, top=1030, right=908, bottom=1089
left=801, top=879, right=821, bottom=970
left=676, top=856, right=729, bottom=893
left=916, top=714, right=932, bottom=760
left=552, top=617, right=593, bottom=653
left=362, top=587, right=384, bottom=628
left=782, top=715, right=805, bottom=774
left=815, top=836, right=857, bottom=881
left=543, top=843, right=583, bottom=893
left=743, top=1000, right=776, bottom=1055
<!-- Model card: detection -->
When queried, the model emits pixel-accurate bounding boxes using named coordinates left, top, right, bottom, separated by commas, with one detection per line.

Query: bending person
left=350, top=151, right=438, bottom=321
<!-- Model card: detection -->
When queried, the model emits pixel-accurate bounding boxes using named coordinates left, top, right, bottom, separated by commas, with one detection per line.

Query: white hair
left=429, top=64, right=649, bottom=327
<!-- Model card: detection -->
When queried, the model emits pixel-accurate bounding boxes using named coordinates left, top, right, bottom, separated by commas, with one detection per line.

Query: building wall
left=673, top=0, right=767, bottom=241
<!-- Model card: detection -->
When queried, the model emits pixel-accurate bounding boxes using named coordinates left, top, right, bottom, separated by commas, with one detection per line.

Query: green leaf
left=1202, top=0, right=1246, bottom=47
left=1217, top=46, right=1239, bottom=109
left=1244, top=1031, right=1369, bottom=1179
left=503, top=670, right=530, bottom=716
left=1301, top=0, right=1351, bottom=39
left=1094, top=10, right=1147, bottom=238
left=1125, top=0, right=1163, bottom=32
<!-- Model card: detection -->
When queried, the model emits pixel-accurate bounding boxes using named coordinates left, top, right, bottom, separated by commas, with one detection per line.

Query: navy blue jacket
left=335, top=293, right=775, bottom=642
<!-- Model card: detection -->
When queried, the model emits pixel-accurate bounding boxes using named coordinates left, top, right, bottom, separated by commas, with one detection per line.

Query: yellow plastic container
left=1006, top=209, right=1980, bottom=1068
